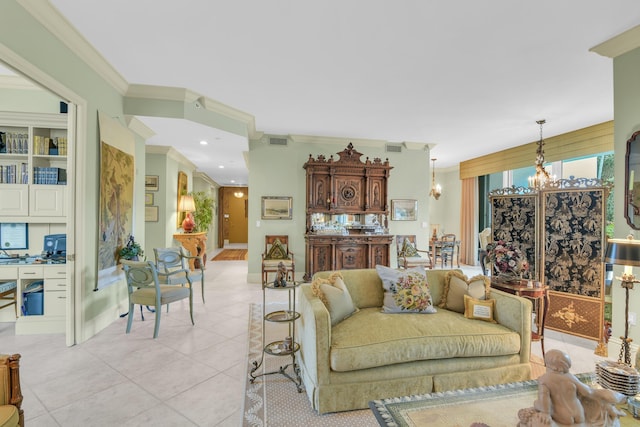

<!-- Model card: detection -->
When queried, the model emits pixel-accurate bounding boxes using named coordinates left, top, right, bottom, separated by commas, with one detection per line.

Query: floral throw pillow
left=376, top=265, right=436, bottom=314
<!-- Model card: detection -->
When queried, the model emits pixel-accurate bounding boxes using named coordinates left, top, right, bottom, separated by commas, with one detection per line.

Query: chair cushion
left=0, top=405, right=18, bottom=427
left=266, top=239, right=288, bottom=259
left=262, top=259, right=293, bottom=269
left=376, top=265, right=436, bottom=314
left=311, top=273, right=357, bottom=326
left=399, top=239, right=419, bottom=257
left=130, top=285, right=191, bottom=306
left=439, top=271, right=490, bottom=314
left=403, top=256, right=430, bottom=267
left=0, top=282, right=16, bottom=294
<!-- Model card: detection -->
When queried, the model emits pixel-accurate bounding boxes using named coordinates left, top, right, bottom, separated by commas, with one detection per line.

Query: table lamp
left=603, top=235, right=640, bottom=365
left=179, top=195, right=196, bottom=233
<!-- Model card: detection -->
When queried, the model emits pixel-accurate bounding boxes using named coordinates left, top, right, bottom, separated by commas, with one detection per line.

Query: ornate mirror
left=625, top=130, right=640, bottom=230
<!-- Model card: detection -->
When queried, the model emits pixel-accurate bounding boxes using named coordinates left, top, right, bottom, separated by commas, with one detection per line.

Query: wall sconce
left=234, top=191, right=244, bottom=198
left=603, top=235, right=640, bottom=366
left=429, top=158, right=442, bottom=200
left=179, top=195, right=196, bottom=233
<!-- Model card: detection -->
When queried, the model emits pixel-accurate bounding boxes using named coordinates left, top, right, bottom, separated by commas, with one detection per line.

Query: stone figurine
left=518, top=349, right=626, bottom=427
left=273, top=261, right=288, bottom=287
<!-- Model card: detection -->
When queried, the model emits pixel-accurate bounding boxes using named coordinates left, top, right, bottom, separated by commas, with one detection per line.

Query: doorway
left=218, top=186, right=248, bottom=247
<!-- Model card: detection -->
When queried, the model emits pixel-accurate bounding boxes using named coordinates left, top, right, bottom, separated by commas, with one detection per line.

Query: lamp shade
left=604, top=237, right=640, bottom=267
left=178, top=195, right=195, bottom=212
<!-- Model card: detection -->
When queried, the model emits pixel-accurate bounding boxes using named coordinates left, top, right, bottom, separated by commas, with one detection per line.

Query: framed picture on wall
left=145, top=206, right=159, bottom=222
left=261, top=196, right=292, bottom=219
left=145, top=175, right=159, bottom=191
left=391, top=199, right=417, bottom=221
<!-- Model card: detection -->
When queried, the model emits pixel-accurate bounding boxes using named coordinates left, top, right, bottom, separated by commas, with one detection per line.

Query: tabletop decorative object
left=486, top=240, right=529, bottom=283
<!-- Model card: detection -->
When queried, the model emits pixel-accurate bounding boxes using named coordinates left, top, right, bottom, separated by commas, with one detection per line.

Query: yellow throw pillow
left=463, top=294, right=497, bottom=323
left=440, top=271, right=490, bottom=313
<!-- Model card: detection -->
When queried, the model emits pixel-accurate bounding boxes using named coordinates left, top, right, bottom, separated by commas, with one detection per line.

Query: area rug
left=242, top=303, right=376, bottom=426
left=369, top=372, right=640, bottom=427
left=241, top=303, right=573, bottom=427
left=211, top=249, right=248, bottom=261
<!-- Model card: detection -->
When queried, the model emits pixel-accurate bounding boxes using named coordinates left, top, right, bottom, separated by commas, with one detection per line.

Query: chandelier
left=528, top=119, right=556, bottom=189
left=429, top=158, right=442, bottom=200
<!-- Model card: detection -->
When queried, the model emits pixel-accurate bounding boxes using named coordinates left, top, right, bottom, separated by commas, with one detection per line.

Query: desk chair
left=122, top=260, right=194, bottom=339
left=262, top=235, right=295, bottom=284
left=0, top=281, right=17, bottom=318
left=396, top=235, right=432, bottom=270
left=154, top=247, right=205, bottom=303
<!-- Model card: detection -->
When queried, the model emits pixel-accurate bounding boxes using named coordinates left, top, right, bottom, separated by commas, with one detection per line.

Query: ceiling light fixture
left=429, top=158, right=442, bottom=200
left=233, top=191, right=244, bottom=198
left=528, top=119, right=556, bottom=189
left=200, top=140, right=208, bottom=145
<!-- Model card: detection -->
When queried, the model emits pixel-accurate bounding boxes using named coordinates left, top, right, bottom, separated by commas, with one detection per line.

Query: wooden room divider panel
left=490, top=179, right=612, bottom=343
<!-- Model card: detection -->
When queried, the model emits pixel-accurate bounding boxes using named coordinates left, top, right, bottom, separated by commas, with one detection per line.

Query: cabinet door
left=334, top=176, right=365, bottom=212
left=309, top=174, right=331, bottom=210
left=367, top=177, right=387, bottom=211
left=44, top=280, right=66, bottom=316
left=310, top=243, right=333, bottom=275
left=0, top=184, right=28, bottom=216
left=335, top=244, right=367, bottom=270
left=30, top=185, right=65, bottom=216
left=369, top=244, right=389, bottom=268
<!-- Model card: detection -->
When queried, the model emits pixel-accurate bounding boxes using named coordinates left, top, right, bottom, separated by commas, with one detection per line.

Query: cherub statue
left=273, top=261, right=288, bottom=287
left=518, top=349, right=626, bottom=427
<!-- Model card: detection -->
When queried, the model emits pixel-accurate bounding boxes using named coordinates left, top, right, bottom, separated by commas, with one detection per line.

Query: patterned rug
left=211, top=249, right=248, bottom=261
left=242, top=303, right=376, bottom=426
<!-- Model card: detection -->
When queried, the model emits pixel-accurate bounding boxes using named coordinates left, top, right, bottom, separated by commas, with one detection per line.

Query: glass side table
left=249, top=280, right=302, bottom=392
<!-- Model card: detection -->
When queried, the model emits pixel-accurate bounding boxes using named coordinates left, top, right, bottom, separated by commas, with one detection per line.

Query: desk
left=491, top=279, right=549, bottom=356
left=429, top=239, right=461, bottom=268
left=173, top=232, right=207, bottom=271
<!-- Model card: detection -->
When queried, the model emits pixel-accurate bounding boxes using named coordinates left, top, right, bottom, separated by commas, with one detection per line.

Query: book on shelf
left=33, top=167, right=66, bottom=185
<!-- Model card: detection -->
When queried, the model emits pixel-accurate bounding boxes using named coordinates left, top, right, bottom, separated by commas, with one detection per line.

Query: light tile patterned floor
left=0, top=252, right=601, bottom=426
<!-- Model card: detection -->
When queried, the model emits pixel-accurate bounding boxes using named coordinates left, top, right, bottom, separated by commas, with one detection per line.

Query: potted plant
left=118, top=235, right=144, bottom=261
left=190, top=191, right=214, bottom=233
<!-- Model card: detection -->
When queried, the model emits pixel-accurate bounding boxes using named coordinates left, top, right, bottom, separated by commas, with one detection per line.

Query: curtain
left=460, top=177, right=477, bottom=265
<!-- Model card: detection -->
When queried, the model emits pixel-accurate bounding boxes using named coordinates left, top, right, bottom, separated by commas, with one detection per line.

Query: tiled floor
left=0, top=250, right=603, bottom=426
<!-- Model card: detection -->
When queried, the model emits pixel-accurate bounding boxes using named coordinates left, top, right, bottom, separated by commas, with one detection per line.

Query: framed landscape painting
left=391, top=199, right=417, bottom=221
left=261, top=196, right=292, bottom=219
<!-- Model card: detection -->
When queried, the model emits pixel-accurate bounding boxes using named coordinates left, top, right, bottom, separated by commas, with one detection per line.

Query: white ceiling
left=9, top=2, right=640, bottom=185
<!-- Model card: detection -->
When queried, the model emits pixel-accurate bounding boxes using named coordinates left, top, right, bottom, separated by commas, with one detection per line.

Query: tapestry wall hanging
left=97, top=112, right=136, bottom=290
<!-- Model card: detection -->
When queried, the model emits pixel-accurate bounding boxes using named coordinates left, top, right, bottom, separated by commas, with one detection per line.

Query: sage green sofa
left=298, top=269, right=532, bottom=414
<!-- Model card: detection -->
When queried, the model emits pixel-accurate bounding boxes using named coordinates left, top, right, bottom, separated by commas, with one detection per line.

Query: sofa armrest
left=298, top=284, right=331, bottom=385
left=491, top=290, right=532, bottom=364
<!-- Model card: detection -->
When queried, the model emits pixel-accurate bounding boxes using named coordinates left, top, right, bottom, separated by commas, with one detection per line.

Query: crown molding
left=0, top=110, right=66, bottom=127
left=17, top=0, right=129, bottom=95
left=590, top=24, right=640, bottom=58
left=145, top=144, right=197, bottom=171
left=124, top=115, right=155, bottom=140
left=0, top=74, right=42, bottom=90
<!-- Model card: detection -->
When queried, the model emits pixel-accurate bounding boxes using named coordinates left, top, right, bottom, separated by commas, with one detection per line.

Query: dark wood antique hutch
left=303, top=143, right=393, bottom=280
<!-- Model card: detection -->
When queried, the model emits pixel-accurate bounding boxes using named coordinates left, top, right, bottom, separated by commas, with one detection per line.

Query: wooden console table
left=173, top=232, right=207, bottom=271
left=491, top=279, right=549, bottom=356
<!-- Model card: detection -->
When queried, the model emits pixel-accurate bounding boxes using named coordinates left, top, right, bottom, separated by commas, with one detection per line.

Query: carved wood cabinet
left=303, top=143, right=393, bottom=280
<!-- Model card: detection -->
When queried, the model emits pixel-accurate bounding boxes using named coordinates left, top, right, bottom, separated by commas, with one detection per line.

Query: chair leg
left=189, top=290, right=194, bottom=326
left=140, top=304, right=145, bottom=321
left=153, top=305, right=161, bottom=339
left=126, top=303, right=134, bottom=333
left=201, top=278, right=205, bottom=304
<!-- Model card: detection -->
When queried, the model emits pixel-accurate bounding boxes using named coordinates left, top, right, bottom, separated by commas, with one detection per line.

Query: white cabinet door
left=29, top=185, right=65, bottom=217
left=0, top=184, right=28, bottom=216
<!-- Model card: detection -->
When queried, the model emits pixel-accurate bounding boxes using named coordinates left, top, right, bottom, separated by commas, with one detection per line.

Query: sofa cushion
left=311, top=273, right=357, bottom=326
left=376, top=265, right=436, bottom=314
left=329, top=307, right=521, bottom=372
left=440, top=271, right=490, bottom=313
left=464, top=294, right=497, bottom=323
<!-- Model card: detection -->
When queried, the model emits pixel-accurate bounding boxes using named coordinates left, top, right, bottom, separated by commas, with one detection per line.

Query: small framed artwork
left=145, top=175, right=159, bottom=192
left=145, top=193, right=154, bottom=206
left=145, top=206, right=159, bottom=222
left=261, top=196, right=293, bottom=220
left=391, top=199, right=417, bottom=221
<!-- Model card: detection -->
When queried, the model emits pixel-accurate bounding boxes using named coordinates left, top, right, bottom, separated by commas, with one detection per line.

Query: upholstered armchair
left=261, top=235, right=295, bottom=285
left=396, top=235, right=432, bottom=270
left=0, top=354, right=23, bottom=427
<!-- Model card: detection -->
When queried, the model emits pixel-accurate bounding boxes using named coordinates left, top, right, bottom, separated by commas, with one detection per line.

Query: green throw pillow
left=266, top=238, right=288, bottom=259
left=311, top=273, right=357, bottom=326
